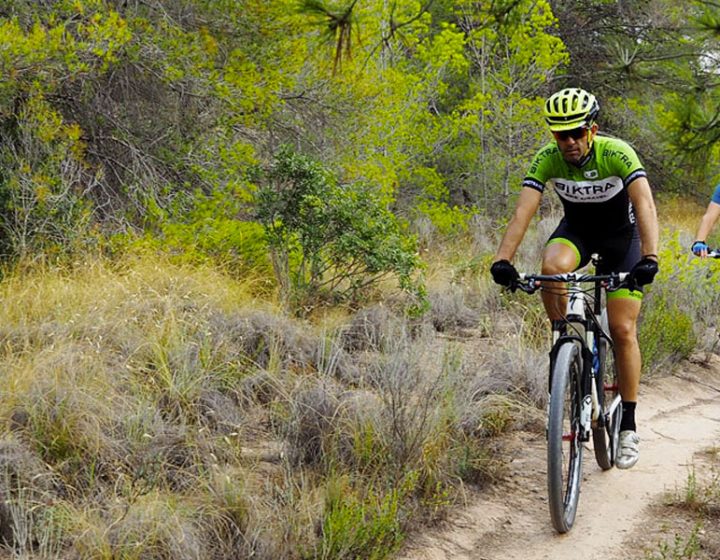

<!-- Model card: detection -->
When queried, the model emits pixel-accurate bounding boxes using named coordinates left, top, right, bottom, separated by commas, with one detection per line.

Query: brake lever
left=513, top=278, right=539, bottom=294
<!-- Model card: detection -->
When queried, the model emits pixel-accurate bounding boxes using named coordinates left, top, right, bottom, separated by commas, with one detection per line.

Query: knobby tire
left=547, top=341, right=583, bottom=533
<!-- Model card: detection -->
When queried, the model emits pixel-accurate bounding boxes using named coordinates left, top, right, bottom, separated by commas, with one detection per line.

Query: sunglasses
left=553, top=126, right=589, bottom=141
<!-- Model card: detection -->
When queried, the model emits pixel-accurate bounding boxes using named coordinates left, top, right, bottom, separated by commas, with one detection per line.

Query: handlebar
left=692, top=247, right=720, bottom=258
left=512, top=272, right=630, bottom=294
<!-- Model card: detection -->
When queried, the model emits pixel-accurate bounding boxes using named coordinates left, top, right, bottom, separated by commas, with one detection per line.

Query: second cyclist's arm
left=695, top=201, right=720, bottom=243
left=494, top=188, right=542, bottom=262
left=628, top=176, right=659, bottom=260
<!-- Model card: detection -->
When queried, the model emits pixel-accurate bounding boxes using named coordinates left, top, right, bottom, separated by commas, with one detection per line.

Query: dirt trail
left=398, top=353, right=720, bottom=560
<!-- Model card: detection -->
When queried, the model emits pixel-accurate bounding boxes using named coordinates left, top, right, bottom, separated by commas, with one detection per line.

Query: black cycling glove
left=490, top=259, right=519, bottom=288
left=629, top=256, right=658, bottom=287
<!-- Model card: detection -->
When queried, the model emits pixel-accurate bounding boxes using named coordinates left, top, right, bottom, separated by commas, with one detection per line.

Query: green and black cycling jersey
left=522, top=135, right=647, bottom=235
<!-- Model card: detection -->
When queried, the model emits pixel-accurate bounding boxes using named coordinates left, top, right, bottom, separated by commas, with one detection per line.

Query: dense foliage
left=1, top=0, right=720, bottom=289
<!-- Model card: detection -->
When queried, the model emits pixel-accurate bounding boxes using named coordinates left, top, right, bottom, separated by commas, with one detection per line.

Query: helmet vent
left=543, top=88, right=599, bottom=131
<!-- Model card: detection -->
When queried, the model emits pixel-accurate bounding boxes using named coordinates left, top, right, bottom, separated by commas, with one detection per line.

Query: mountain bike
left=512, top=263, right=628, bottom=533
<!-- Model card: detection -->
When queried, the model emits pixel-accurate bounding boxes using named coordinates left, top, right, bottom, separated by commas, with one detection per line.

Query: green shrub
left=639, top=292, right=696, bottom=373
left=451, top=435, right=505, bottom=485
left=644, top=525, right=701, bottom=560
left=315, top=476, right=404, bottom=560
left=0, top=96, right=94, bottom=260
left=124, top=186, right=274, bottom=280
left=638, top=231, right=720, bottom=372
left=256, top=146, right=424, bottom=313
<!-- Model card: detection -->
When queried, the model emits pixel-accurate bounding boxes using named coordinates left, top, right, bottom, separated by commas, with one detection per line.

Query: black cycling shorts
left=546, top=219, right=641, bottom=276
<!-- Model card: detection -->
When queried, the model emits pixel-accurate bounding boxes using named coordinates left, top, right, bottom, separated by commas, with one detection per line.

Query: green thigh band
left=546, top=237, right=581, bottom=269
left=546, top=238, right=643, bottom=301
left=607, top=288, right=643, bottom=301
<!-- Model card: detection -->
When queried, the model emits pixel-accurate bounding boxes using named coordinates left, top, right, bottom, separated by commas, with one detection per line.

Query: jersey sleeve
left=711, top=184, right=720, bottom=205
left=521, top=143, right=558, bottom=193
left=602, top=138, right=647, bottom=187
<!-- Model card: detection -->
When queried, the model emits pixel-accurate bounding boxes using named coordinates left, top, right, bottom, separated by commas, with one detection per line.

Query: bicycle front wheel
left=547, top=341, right=584, bottom=533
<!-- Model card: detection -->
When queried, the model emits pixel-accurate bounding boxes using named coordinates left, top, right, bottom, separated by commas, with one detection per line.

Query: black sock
left=620, top=401, right=636, bottom=432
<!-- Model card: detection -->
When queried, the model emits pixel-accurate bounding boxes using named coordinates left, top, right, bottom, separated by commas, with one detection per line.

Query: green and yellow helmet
left=543, top=88, right=599, bottom=131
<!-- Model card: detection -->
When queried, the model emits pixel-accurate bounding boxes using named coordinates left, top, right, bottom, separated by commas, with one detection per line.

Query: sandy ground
left=397, top=352, right=720, bottom=560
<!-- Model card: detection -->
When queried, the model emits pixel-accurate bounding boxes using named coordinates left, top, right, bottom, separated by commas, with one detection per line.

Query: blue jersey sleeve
left=712, top=184, right=720, bottom=205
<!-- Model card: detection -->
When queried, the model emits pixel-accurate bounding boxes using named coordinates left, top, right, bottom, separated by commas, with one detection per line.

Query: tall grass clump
left=276, top=303, right=518, bottom=558
left=316, top=475, right=405, bottom=560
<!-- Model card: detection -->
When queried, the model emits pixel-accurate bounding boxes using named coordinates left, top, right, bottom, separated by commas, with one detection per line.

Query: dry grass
left=0, top=197, right=711, bottom=558
left=0, top=256, right=303, bottom=557
left=656, top=194, right=707, bottom=239
left=636, top=453, right=720, bottom=560
left=0, top=253, right=520, bottom=559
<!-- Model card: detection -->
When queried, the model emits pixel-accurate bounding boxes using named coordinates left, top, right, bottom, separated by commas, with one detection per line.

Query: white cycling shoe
left=616, top=430, right=640, bottom=469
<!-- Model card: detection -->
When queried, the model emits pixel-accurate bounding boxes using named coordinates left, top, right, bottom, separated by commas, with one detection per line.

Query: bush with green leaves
left=316, top=476, right=404, bottom=560
left=639, top=291, right=697, bottom=373
left=0, top=96, right=95, bottom=259
left=256, top=147, right=424, bottom=312
left=639, top=232, right=720, bottom=372
left=125, top=185, right=273, bottom=280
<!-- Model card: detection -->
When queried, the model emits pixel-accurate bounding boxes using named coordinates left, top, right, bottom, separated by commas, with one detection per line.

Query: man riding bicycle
left=490, top=88, right=660, bottom=469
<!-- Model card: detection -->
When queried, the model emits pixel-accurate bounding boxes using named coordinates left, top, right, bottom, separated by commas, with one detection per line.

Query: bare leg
left=540, top=243, right=578, bottom=320
left=608, top=294, right=643, bottom=468
left=606, top=296, right=642, bottom=402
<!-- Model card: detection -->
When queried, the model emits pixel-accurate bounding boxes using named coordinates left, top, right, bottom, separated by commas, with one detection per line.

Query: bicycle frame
left=548, top=275, right=619, bottom=438
left=517, top=271, right=625, bottom=432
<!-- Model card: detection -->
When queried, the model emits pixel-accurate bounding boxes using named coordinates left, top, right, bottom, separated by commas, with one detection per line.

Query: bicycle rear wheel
left=547, top=341, right=584, bottom=533
left=592, top=309, right=622, bottom=469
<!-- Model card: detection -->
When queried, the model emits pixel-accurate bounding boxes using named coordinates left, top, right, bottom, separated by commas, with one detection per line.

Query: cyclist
left=490, top=88, right=659, bottom=469
left=691, top=184, right=720, bottom=257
